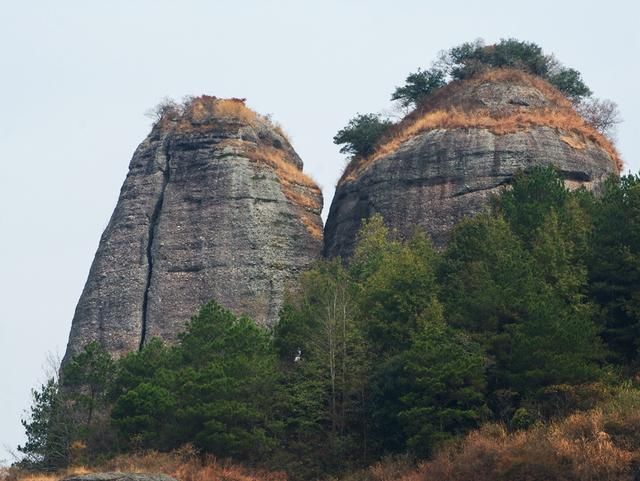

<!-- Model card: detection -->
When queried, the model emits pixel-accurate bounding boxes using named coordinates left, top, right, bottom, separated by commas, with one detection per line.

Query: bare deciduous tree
left=576, top=98, right=622, bottom=140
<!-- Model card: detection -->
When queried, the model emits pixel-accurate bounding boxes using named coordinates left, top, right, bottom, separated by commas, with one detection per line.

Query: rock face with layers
left=64, top=97, right=323, bottom=361
left=324, top=69, right=621, bottom=257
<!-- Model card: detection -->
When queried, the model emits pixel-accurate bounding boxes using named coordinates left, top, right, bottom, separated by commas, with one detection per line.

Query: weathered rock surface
left=62, top=473, right=177, bottom=481
left=324, top=70, right=620, bottom=257
left=64, top=97, right=323, bottom=361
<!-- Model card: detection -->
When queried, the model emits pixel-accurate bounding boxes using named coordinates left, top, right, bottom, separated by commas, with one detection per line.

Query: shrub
left=449, top=38, right=549, bottom=80
left=333, top=113, right=393, bottom=158
left=391, top=68, right=446, bottom=109
left=547, top=67, right=592, bottom=100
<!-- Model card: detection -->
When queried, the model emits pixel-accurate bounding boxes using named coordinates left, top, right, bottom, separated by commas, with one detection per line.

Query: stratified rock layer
left=324, top=70, right=620, bottom=257
left=64, top=97, right=323, bottom=361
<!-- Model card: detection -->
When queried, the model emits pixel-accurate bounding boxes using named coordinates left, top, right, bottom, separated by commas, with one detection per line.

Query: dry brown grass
left=463, top=69, right=574, bottom=108
left=170, top=97, right=290, bottom=148
left=279, top=186, right=322, bottom=211
left=370, top=108, right=619, bottom=164
left=8, top=447, right=286, bottom=481
left=272, top=123, right=292, bottom=145
left=393, top=407, right=640, bottom=481
left=340, top=69, right=622, bottom=184
left=168, top=96, right=259, bottom=130
left=157, top=96, right=286, bottom=136
left=401, top=69, right=573, bottom=116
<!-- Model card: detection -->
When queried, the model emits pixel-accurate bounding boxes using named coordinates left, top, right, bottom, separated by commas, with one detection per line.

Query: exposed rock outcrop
left=62, top=473, right=177, bottom=481
left=324, top=69, right=621, bottom=257
left=64, top=97, right=323, bottom=361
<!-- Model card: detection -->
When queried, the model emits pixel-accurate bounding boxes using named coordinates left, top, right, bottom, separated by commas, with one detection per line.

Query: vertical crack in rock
left=139, top=141, right=171, bottom=350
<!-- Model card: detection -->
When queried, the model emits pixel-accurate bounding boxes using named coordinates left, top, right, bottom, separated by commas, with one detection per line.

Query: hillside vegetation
left=15, top=166, right=640, bottom=480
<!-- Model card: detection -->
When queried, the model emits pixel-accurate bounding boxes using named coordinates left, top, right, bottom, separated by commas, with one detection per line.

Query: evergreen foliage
left=112, top=302, right=282, bottom=461
left=390, top=68, right=446, bottom=108
left=333, top=113, right=393, bottom=158
left=392, top=38, right=592, bottom=109
left=17, top=378, right=69, bottom=470
left=588, top=174, right=640, bottom=366
left=62, top=341, right=115, bottom=428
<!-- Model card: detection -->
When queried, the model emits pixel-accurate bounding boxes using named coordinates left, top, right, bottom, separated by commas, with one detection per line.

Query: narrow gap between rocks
left=139, top=141, right=172, bottom=350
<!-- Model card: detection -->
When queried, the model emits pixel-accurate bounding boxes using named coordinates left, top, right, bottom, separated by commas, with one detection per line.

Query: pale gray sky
left=1, top=0, right=639, bottom=462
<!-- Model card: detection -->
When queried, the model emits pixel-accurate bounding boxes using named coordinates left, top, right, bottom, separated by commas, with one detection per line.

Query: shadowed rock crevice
left=139, top=140, right=172, bottom=350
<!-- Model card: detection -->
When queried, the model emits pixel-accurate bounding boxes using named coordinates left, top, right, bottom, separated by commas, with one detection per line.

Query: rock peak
left=325, top=69, right=620, bottom=257
left=64, top=98, right=323, bottom=361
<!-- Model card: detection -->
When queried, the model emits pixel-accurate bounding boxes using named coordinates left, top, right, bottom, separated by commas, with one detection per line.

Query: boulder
left=62, top=473, right=177, bottom=481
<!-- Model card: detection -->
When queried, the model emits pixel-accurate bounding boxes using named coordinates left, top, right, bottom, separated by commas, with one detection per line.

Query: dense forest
left=18, top=166, right=640, bottom=479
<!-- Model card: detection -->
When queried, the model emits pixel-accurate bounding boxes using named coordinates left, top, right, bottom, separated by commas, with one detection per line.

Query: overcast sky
left=1, top=0, right=639, bottom=462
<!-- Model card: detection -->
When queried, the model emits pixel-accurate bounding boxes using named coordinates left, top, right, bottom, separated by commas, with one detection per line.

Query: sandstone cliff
left=64, top=97, right=323, bottom=361
left=324, top=69, right=621, bottom=257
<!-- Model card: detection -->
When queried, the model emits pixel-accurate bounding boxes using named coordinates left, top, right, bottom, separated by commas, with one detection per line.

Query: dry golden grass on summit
left=341, top=69, right=622, bottom=184
left=177, top=96, right=259, bottom=128
left=367, top=108, right=620, bottom=166
left=464, top=68, right=574, bottom=108
left=160, top=96, right=291, bottom=142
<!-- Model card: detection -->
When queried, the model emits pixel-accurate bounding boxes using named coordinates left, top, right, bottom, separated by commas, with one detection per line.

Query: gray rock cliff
left=324, top=69, right=620, bottom=257
left=64, top=97, right=323, bottom=361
